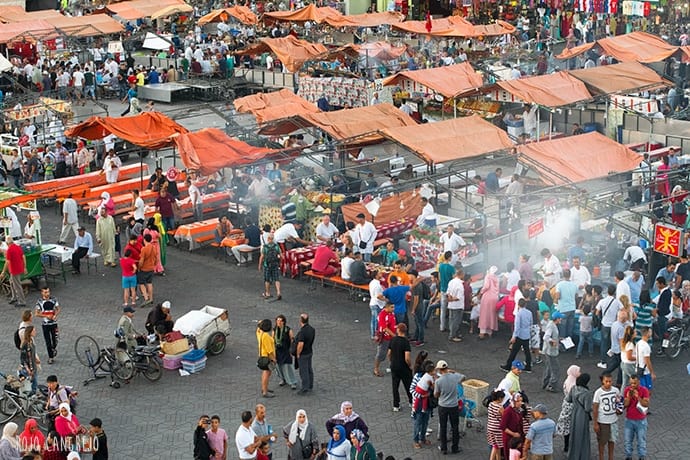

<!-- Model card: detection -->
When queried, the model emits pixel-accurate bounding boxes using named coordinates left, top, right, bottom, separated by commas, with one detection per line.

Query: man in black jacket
left=194, top=414, right=214, bottom=460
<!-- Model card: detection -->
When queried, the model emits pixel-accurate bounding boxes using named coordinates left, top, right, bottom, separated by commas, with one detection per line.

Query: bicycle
left=74, top=335, right=132, bottom=389
left=113, top=329, right=163, bottom=382
left=663, top=315, right=690, bottom=359
left=0, top=371, right=49, bottom=430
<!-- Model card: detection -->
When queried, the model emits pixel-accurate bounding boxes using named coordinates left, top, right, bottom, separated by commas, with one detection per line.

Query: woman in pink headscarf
left=478, top=266, right=499, bottom=339
left=556, top=364, right=581, bottom=453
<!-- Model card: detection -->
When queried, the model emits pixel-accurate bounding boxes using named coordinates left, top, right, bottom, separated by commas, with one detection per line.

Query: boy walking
left=593, top=373, right=622, bottom=460
left=541, top=311, right=563, bottom=392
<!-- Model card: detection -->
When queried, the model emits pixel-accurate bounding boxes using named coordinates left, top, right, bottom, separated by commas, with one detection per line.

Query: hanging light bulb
left=400, top=200, right=405, bottom=210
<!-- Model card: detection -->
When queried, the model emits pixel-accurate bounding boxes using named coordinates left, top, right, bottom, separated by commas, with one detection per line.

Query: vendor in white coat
left=102, top=149, right=122, bottom=184
left=416, top=197, right=437, bottom=228
left=354, top=213, right=377, bottom=262
left=439, top=224, right=466, bottom=265
left=522, top=104, right=538, bottom=139
left=3, top=207, right=22, bottom=239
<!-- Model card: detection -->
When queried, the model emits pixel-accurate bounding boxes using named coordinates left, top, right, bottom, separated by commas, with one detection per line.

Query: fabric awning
left=556, top=32, right=678, bottom=63
left=319, top=42, right=407, bottom=62
left=0, top=6, right=62, bottom=22
left=392, top=16, right=515, bottom=37
left=150, top=4, right=194, bottom=20
left=233, top=89, right=320, bottom=124
left=568, top=61, right=669, bottom=95
left=518, top=132, right=642, bottom=185
left=495, top=72, right=592, bottom=108
left=45, top=14, right=124, bottom=37
left=234, top=36, right=327, bottom=72
left=264, top=4, right=343, bottom=24
left=341, top=190, right=422, bottom=225
left=64, top=112, right=188, bottom=150
left=382, top=62, right=482, bottom=98
left=323, top=11, right=405, bottom=27
left=379, top=114, right=513, bottom=164
left=0, top=20, right=57, bottom=44
left=197, top=6, right=258, bottom=25
left=173, top=128, right=279, bottom=175
left=258, top=103, right=417, bottom=145
left=107, top=0, right=187, bottom=20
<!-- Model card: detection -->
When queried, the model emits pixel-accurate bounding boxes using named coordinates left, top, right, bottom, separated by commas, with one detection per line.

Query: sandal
left=423, top=440, right=432, bottom=446
left=261, top=293, right=272, bottom=299
left=373, top=370, right=384, bottom=377
left=413, top=443, right=422, bottom=449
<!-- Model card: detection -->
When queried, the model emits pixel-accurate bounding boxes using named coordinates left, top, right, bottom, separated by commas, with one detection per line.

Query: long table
left=125, top=190, right=234, bottom=225
left=24, top=164, right=148, bottom=193
left=85, top=182, right=190, bottom=216
left=174, top=218, right=217, bottom=250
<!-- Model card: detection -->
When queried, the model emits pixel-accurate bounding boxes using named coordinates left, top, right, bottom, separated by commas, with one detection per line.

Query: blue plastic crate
left=181, top=356, right=207, bottom=373
left=182, top=349, right=206, bottom=361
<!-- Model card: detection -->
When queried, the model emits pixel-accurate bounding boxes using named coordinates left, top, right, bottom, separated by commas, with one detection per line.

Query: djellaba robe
left=566, top=384, right=592, bottom=460
left=96, top=214, right=117, bottom=264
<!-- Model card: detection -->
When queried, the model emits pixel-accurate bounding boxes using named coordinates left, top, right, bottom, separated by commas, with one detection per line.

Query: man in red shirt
left=623, top=374, right=650, bottom=460
left=155, top=188, right=177, bottom=233
left=374, top=303, right=396, bottom=377
left=124, top=234, right=142, bottom=262
left=311, top=241, right=339, bottom=276
left=1, top=236, right=27, bottom=307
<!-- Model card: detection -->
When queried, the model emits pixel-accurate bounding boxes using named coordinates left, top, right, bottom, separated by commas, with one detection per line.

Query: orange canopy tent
left=173, top=128, right=280, bottom=176
left=379, top=114, right=513, bottom=165
left=197, top=6, right=258, bottom=25
left=234, top=89, right=320, bottom=124
left=556, top=31, right=678, bottom=63
left=494, top=72, right=592, bottom=108
left=393, top=16, right=514, bottom=37
left=106, top=0, right=187, bottom=20
left=318, top=42, right=408, bottom=62
left=568, top=61, right=670, bottom=95
left=258, top=103, right=418, bottom=145
left=341, top=189, right=422, bottom=225
left=64, top=112, right=189, bottom=150
left=0, top=20, right=57, bottom=44
left=0, top=6, right=62, bottom=22
left=518, top=132, right=642, bottom=185
left=234, top=36, right=327, bottom=72
left=382, top=62, right=482, bottom=98
left=45, top=14, right=124, bottom=37
left=471, top=20, right=516, bottom=37
left=150, top=4, right=194, bottom=20
left=263, top=4, right=343, bottom=24
left=323, top=11, right=405, bottom=28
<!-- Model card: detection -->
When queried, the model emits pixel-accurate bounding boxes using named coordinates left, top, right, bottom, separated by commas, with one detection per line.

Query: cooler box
left=181, top=349, right=207, bottom=374
left=462, top=379, right=490, bottom=416
left=162, top=351, right=187, bottom=370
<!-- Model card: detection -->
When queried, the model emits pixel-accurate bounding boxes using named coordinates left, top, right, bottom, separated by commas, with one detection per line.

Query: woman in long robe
left=479, top=266, right=499, bottom=338
left=499, top=392, right=524, bottom=460
left=95, top=207, right=117, bottom=266
left=556, top=365, right=581, bottom=453
left=153, top=213, right=168, bottom=267
left=567, top=373, right=592, bottom=460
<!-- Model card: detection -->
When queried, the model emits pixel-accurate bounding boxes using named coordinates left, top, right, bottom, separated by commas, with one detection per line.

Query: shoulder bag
left=298, top=432, right=313, bottom=459
left=635, top=341, right=647, bottom=377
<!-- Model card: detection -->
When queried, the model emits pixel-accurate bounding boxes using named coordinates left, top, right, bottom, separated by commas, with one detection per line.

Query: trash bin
left=462, top=379, right=490, bottom=416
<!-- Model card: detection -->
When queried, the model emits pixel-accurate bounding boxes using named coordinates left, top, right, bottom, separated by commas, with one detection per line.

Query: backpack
left=55, top=385, right=78, bottom=413
left=13, top=329, right=21, bottom=350
left=264, top=243, right=280, bottom=269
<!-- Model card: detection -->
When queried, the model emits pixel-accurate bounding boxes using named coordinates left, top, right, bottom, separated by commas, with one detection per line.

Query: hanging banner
left=653, top=223, right=682, bottom=257
left=527, top=218, right=544, bottom=239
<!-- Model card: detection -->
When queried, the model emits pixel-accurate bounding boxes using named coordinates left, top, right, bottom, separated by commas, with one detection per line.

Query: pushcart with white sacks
left=173, top=306, right=230, bottom=355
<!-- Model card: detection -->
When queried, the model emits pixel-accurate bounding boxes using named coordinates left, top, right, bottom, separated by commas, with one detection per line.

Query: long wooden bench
left=303, top=270, right=369, bottom=302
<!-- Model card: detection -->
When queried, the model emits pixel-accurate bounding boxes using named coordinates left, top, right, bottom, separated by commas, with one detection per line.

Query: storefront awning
left=106, top=0, right=188, bottom=20
left=197, top=6, right=258, bottom=25
left=64, top=112, right=188, bottom=150
left=0, top=6, right=62, bottom=22
left=234, top=36, right=327, bottom=72
left=173, top=128, right=280, bottom=175
left=264, top=4, right=343, bottom=24
left=0, top=20, right=57, bottom=44
left=233, top=89, right=320, bottom=124
left=556, top=31, right=678, bottom=63
left=518, top=132, right=642, bottom=185
left=258, top=103, right=417, bottom=145
left=568, top=61, right=670, bottom=95
left=323, top=11, right=405, bottom=27
left=150, top=4, right=194, bottom=20
left=379, top=114, right=513, bottom=164
left=45, top=14, right=124, bottom=37
left=392, top=16, right=515, bottom=37
left=495, top=72, right=592, bottom=108
left=382, top=62, right=482, bottom=98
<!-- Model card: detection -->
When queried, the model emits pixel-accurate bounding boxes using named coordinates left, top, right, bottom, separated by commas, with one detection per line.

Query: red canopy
left=264, top=4, right=342, bottom=24
left=173, top=128, right=279, bottom=175
left=234, top=36, right=328, bottom=72
left=556, top=31, right=678, bottom=63
left=64, top=112, right=188, bottom=150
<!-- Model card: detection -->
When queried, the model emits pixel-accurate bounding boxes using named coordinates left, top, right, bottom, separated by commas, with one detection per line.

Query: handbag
left=635, top=342, right=646, bottom=377
left=359, top=240, right=368, bottom=250
left=257, top=356, right=270, bottom=370
left=298, top=434, right=313, bottom=459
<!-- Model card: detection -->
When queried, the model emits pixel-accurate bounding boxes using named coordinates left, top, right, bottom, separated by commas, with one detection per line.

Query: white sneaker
left=597, top=362, right=607, bottom=369
left=385, top=368, right=391, bottom=373
left=393, top=407, right=400, bottom=412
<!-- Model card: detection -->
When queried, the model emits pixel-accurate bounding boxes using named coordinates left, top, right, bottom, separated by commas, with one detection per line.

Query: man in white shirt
left=623, top=244, right=647, bottom=271
left=369, top=271, right=387, bottom=340
left=570, top=256, right=591, bottom=300
left=131, top=189, right=145, bottom=223
left=354, top=213, right=377, bottom=262
left=503, top=262, right=521, bottom=293
left=274, top=221, right=309, bottom=250
left=615, top=271, right=631, bottom=302
left=341, top=249, right=355, bottom=281
left=541, top=248, right=562, bottom=287
left=58, top=194, right=79, bottom=244
left=415, top=197, right=437, bottom=228
left=235, top=410, right=260, bottom=460
left=446, top=269, right=465, bottom=342
left=315, top=215, right=338, bottom=243
left=595, top=285, right=622, bottom=368
left=439, top=225, right=465, bottom=265
left=247, top=173, right=272, bottom=199
left=102, top=149, right=122, bottom=184
left=187, top=178, right=203, bottom=221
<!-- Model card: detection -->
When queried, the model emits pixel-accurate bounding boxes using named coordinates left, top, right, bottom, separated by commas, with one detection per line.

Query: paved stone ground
left=1, top=100, right=688, bottom=459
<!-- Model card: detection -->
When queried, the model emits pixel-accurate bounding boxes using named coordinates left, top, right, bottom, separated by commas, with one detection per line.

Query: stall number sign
left=527, top=218, right=544, bottom=239
left=653, top=223, right=682, bottom=257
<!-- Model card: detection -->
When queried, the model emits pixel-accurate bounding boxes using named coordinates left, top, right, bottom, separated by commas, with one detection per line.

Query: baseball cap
left=397, top=249, right=406, bottom=257
left=532, top=403, right=548, bottom=414
left=408, top=269, right=419, bottom=277
left=551, top=311, right=565, bottom=320
left=435, top=360, right=448, bottom=370
left=511, top=360, right=525, bottom=370
left=356, top=212, right=366, bottom=218
left=161, top=301, right=171, bottom=310
left=123, top=306, right=135, bottom=313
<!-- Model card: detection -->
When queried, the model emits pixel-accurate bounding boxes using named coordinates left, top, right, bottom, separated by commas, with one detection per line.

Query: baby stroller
left=457, top=383, right=484, bottom=436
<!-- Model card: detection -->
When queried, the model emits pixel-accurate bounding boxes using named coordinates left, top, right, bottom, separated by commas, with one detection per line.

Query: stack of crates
left=163, top=351, right=187, bottom=370
left=181, top=349, right=207, bottom=373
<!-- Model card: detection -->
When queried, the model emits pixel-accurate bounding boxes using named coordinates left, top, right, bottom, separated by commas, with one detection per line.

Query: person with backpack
left=45, top=375, right=77, bottom=429
left=259, top=233, right=282, bottom=301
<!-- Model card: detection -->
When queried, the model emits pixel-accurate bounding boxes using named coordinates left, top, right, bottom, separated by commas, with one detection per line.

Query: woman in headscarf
left=153, top=213, right=168, bottom=267
left=326, top=425, right=350, bottom=460
left=54, top=402, right=83, bottom=447
left=144, top=217, right=164, bottom=275
left=566, top=373, right=592, bottom=460
left=0, top=422, right=21, bottom=460
left=556, top=365, right=581, bottom=453
left=349, top=429, right=375, bottom=460
left=18, top=419, right=45, bottom=454
left=75, top=140, right=91, bottom=175
left=410, top=360, right=436, bottom=449
left=19, top=325, right=39, bottom=394
left=478, top=266, right=500, bottom=339
left=670, top=184, right=689, bottom=226
left=273, top=314, right=298, bottom=390
left=96, top=192, right=115, bottom=218
left=325, top=402, right=369, bottom=439
left=499, top=392, right=525, bottom=460
left=283, top=409, right=318, bottom=460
